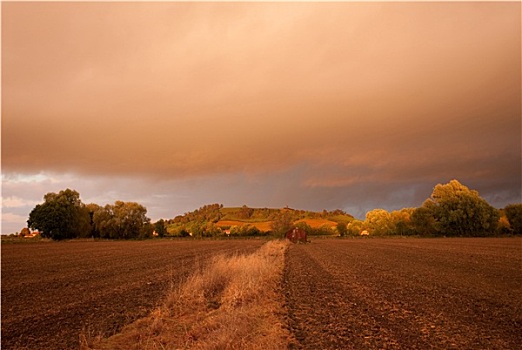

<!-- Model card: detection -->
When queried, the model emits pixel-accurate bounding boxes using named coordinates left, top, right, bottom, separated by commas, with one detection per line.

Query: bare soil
left=283, top=237, right=522, bottom=349
left=1, top=239, right=264, bottom=349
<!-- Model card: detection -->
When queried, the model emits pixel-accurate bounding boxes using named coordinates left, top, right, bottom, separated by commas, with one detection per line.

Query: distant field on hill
left=295, top=218, right=338, bottom=229
left=216, top=220, right=273, bottom=232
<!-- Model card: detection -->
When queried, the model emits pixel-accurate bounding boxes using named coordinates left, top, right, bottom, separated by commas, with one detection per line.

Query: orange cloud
left=2, top=2, right=520, bottom=219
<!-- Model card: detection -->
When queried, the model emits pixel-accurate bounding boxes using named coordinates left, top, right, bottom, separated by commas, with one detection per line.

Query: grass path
left=82, top=240, right=293, bottom=349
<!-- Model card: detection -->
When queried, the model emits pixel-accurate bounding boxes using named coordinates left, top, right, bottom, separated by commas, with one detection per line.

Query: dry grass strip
left=81, top=240, right=292, bottom=350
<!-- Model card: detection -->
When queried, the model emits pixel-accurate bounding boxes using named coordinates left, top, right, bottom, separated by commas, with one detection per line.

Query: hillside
left=165, top=204, right=354, bottom=236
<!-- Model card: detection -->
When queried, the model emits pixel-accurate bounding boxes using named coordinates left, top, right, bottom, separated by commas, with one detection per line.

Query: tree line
left=24, top=179, right=521, bottom=240
left=342, top=180, right=521, bottom=237
left=27, top=189, right=152, bottom=240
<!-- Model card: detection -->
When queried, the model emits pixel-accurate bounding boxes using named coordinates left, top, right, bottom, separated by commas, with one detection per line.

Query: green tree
left=504, top=204, right=522, bottom=234
left=28, top=189, right=90, bottom=240
left=202, top=222, right=222, bottom=237
left=140, top=222, right=154, bottom=239
left=93, top=204, right=116, bottom=238
left=93, top=201, right=150, bottom=239
left=411, top=204, right=437, bottom=235
left=270, top=210, right=294, bottom=237
left=230, top=224, right=261, bottom=237
left=154, top=219, right=167, bottom=237
left=422, top=180, right=499, bottom=236
left=295, top=221, right=312, bottom=235
left=86, top=203, right=102, bottom=238
left=239, top=205, right=254, bottom=219
left=336, top=222, right=348, bottom=236
left=312, top=224, right=336, bottom=236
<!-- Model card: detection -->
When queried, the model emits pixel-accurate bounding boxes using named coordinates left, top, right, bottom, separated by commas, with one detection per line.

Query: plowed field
left=3, top=238, right=521, bottom=349
left=283, top=238, right=522, bottom=349
left=1, top=239, right=264, bottom=349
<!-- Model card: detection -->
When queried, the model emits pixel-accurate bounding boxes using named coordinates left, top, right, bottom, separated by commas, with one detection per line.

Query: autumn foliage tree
left=418, top=180, right=499, bottom=236
left=390, top=208, right=416, bottom=236
left=364, top=209, right=393, bottom=236
left=359, top=181, right=501, bottom=237
left=346, top=219, right=364, bottom=236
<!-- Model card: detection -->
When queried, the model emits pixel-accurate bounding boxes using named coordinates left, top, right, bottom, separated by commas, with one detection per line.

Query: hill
left=165, top=204, right=354, bottom=237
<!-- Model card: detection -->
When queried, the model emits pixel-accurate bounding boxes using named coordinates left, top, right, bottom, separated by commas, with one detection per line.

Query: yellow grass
left=81, top=240, right=293, bottom=350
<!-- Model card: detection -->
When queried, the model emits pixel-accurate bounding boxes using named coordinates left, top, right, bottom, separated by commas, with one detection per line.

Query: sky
left=1, top=1, right=521, bottom=234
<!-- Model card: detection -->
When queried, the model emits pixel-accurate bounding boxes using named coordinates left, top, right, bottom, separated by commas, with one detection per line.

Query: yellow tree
left=422, top=180, right=499, bottom=236
left=365, top=209, right=393, bottom=236
left=390, top=208, right=416, bottom=236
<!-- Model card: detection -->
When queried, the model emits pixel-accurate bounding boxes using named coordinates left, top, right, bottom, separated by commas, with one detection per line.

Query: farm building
left=286, top=227, right=308, bottom=243
left=21, top=229, right=40, bottom=238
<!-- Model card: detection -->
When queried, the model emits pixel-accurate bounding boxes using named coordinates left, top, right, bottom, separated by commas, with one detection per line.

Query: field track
left=284, top=237, right=522, bottom=349
left=1, top=240, right=264, bottom=349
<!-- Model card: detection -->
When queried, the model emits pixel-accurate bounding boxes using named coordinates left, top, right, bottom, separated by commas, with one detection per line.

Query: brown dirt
left=1, top=239, right=264, bottom=349
left=283, top=237, right=522, bottom=349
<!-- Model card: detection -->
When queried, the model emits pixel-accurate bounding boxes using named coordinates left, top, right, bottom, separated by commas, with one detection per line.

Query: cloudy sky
left=2, top=1, right=520, bottom=234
